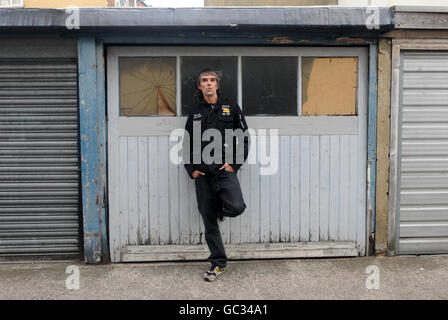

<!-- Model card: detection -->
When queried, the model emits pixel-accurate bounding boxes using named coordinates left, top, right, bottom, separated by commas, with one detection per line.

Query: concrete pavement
left=1, top=255, right=448, bottom=300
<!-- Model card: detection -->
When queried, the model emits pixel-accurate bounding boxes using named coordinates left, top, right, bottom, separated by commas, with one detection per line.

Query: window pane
left=181, top=56, right=237, bottom=116
left=119, top=57, right=176, bottom=116
left=302, top=57, right=358, bottom=116
left=242, top=57, right=297, bottom=116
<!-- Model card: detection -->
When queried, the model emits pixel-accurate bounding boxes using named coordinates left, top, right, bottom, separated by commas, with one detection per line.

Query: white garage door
left=398, top=51, right=448, bottom=254
left=107, top=46, right=369, bottom=262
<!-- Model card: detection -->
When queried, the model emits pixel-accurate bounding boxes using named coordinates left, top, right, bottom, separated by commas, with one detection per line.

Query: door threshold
left=122, top=241, right=359, bottom=262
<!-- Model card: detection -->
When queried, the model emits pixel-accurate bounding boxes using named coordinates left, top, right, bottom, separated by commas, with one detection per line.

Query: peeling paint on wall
left=375, top=38, right=392, bottom=254
left=336, top=37, right=369, bottom=44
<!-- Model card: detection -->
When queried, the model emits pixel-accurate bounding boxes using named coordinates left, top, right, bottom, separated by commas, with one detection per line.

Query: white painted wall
left=339, top=0, right=448, bottom=6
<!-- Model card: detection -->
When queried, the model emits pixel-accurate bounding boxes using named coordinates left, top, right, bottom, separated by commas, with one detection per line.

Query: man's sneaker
left=203, top=265, right=226, bottom=282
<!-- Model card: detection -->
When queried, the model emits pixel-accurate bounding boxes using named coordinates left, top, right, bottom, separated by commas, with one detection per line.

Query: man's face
left=198, top=73, right=219, bottom=97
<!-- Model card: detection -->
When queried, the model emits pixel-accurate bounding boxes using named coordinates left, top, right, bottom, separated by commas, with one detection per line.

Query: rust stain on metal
left=336, top=37, right=368, bottom=44
left=267, top=37, right=294, bottom=44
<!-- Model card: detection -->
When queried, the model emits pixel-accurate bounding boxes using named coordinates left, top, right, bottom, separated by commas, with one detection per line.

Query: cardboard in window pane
left=181, top=56, right=238, bottom=116
left=302, top=57, right=358, bottom=116
left=242, top=57, right=298, bottom=116
left=119, top=57, right=176, bottom=116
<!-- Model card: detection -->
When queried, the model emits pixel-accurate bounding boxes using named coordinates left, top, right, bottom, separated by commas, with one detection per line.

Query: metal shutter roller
left=399, top=51, right=448, bottom=254
left=0, top=58, right=81, bottom=260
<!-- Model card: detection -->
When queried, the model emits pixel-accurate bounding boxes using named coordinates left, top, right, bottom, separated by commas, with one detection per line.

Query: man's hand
left=219, top=163, right=235, bottom=172
left=192, top=170, right=205, bottom=179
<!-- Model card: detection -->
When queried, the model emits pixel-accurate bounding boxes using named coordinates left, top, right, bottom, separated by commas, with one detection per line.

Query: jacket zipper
left=205, top=103, right=220, bottom=126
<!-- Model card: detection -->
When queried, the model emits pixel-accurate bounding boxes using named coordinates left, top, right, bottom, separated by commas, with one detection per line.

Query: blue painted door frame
left=78, top=36, right=108, bottom=263
left=78, top=33, right=378, bottom=263
left=368, top=41, right=378, bottom=254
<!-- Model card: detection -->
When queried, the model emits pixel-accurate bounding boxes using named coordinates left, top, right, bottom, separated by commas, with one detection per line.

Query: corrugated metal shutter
left=0, top=58, right=81, bottom=260
left=399, top=51, right=448, bottom=254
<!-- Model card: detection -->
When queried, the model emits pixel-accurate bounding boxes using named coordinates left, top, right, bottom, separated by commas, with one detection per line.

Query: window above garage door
left=115, top=47, right=362, bottom=117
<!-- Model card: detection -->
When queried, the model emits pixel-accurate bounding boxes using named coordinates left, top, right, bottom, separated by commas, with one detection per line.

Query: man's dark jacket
left=183, top=96, right=250, bottom=179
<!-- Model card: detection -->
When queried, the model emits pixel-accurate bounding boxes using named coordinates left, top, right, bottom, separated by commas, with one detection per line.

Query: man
left=183, top=69, right=250, bottom=282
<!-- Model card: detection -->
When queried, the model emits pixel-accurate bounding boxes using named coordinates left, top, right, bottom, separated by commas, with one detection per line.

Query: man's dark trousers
left=194, top=169, right=246, bottom=268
